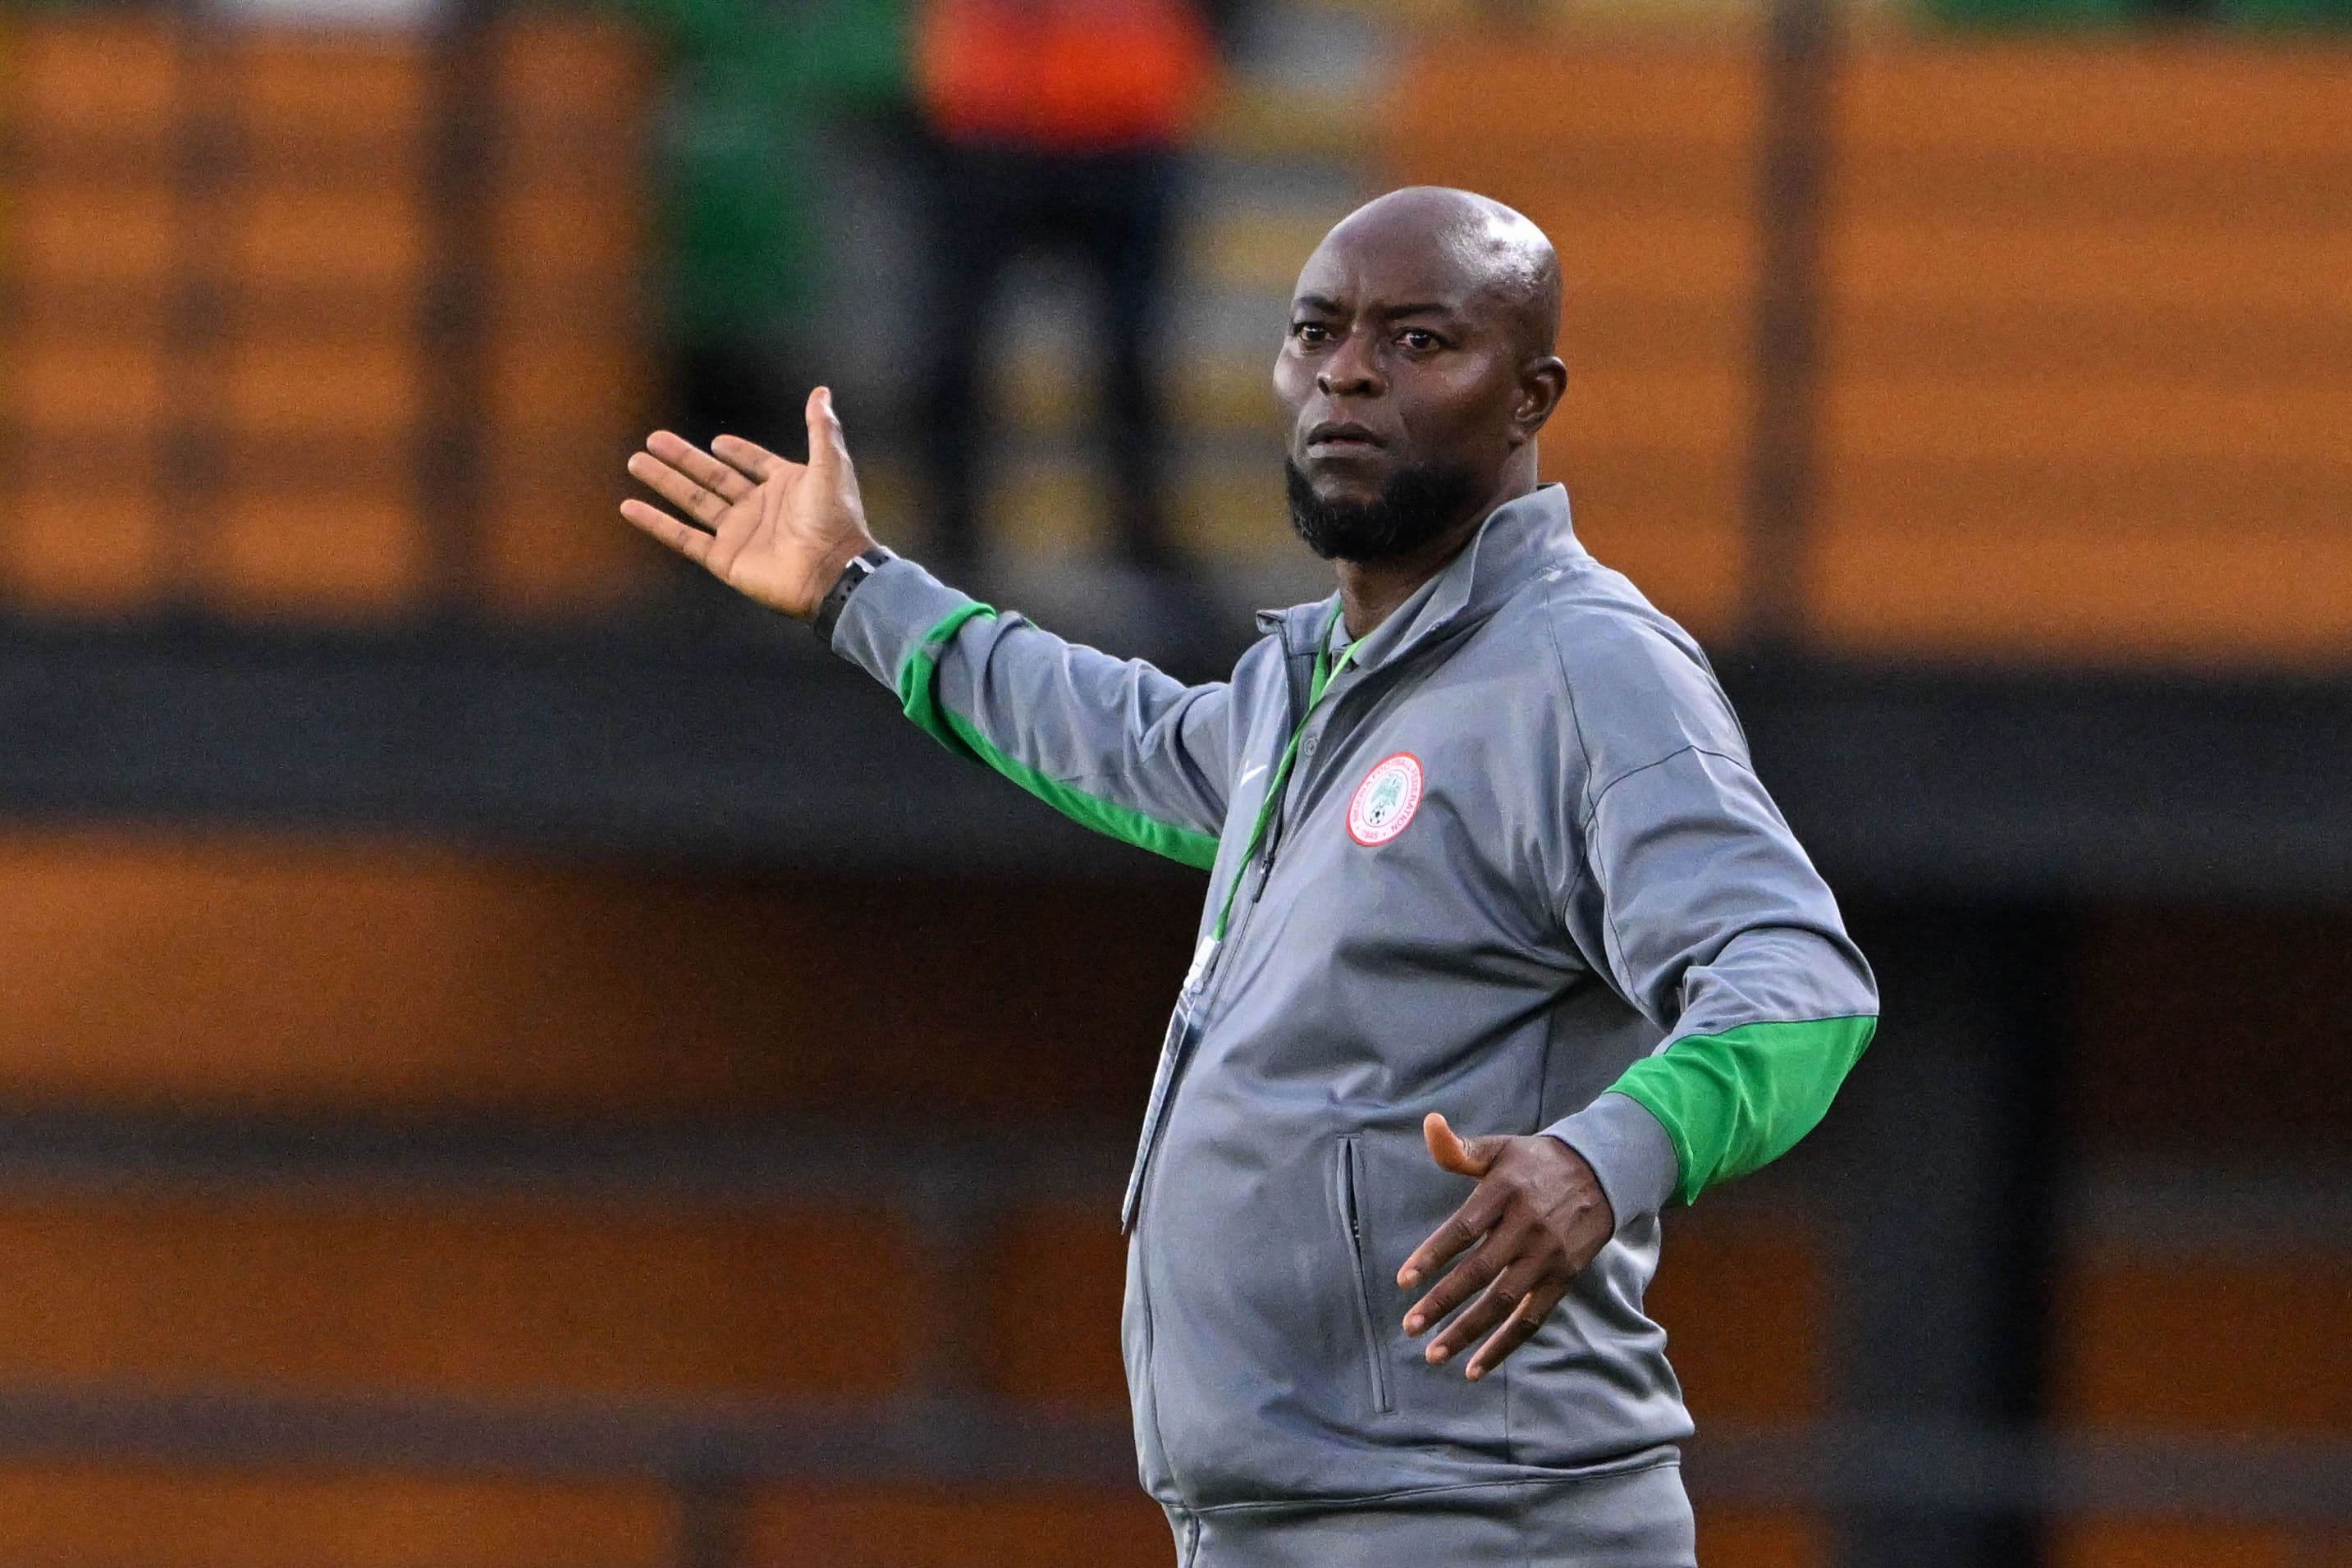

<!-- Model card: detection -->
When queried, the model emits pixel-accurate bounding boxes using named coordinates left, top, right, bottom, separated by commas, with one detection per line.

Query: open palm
left=619, top=386, right=878, bottom=621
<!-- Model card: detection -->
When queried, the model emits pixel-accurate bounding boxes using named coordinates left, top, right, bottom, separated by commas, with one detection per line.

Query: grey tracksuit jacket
left=830, top=485, right=1878, bottom=1526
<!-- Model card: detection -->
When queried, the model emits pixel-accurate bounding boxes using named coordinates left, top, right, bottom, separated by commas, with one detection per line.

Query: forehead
left=1290, top=217, right=1497, bottom=314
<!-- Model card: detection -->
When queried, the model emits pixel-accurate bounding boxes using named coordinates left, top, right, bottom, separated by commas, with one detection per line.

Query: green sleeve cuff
left=826, top=554, right=977, bottom=684
left=1607, top=1014, right=1878, bottom=1208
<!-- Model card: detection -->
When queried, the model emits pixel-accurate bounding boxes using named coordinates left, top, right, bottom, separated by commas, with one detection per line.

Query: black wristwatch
left=812, top=546, right=891, bottom=644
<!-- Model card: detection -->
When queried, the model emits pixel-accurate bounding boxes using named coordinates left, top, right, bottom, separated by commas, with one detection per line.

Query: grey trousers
left=1164, top=1457, right=1696, bottom=1567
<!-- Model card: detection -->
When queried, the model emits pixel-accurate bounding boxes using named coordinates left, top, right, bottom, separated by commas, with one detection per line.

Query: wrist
left=810, top=542, right=890, bottom=642
left=802, top=535, right=877, bottom=618
left=1544, top=1092, right=1681, bottom=1233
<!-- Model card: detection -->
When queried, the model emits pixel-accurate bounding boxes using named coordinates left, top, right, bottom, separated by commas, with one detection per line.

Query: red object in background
left=915, top=0, right=1218, bottom=152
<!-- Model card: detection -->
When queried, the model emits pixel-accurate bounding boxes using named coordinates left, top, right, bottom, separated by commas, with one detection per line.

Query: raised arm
left=620, top=391, right=1234, bottom=866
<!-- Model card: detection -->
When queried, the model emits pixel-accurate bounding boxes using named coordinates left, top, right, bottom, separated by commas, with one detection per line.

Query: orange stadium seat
left=492, top=11, right=657, bottom=135
left=0, top=1191, right=913, bottom=1398
left=746, top=1484, right=1174, bottom=1568
left=981, top=1200, right=1133, bottom=1406
left=1814, top=43, right=2352, bottom=662
left=4, top=13, right=182, bottom=157
left=488, top=187, right=646, bottom=298
left=221, top=181, right=430, bottom=298
left=1387, top=34, right=2352, bottom=664
left=0, top=14, right=661, bottom=620
left=3, top=328, right=169, bottom=434
left=1693, top=1510, right=1828, bottom=1568
left=0, top=482, right=169, bottom=612
left=3, top=176, right=180, bottom=293
left=203, top=487, right=426, bottom=615
left=478, top=433, right=652, bottom=615
left=217, top=331, right=423, bottom=438
left=487, top=334, right=645, bottom=440
left=0, top=1467, right=673, bottom=1568
left=2057, top=1252, right=2352, bottom=1435
left=2052, top=1517, right=2352, bottom=1568
left=1656, top=1215, right=1829, bottom=1565
left=0, top=832, right=1185, bottom=1119
left=230, top=31, right=428, bottom=160
left=1648, top=1214, right=1823, bottom=1426
left=1831, top=44, right=2352, bottom=163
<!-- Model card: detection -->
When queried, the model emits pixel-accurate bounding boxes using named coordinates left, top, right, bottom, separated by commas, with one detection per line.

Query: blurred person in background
left=627, top=0, right=906, bottom=446
left=910, top=0, right=1242, bottom=584
left=620, top=188, right=1878, bottom=1566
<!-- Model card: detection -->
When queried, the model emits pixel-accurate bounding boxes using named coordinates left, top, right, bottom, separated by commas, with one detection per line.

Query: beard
left=1284, top=457, right=1485, bottom=563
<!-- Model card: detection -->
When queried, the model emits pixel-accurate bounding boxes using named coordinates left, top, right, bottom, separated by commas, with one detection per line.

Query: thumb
left=804, top=386, right=849, bottom=475
left=1423, top=1112, right=1507, bottom=1178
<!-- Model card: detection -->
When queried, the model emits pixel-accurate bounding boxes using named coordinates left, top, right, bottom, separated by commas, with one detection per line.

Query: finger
left=712, top=433, right=794, bottom=482
left=1423, top=1113, right=1508, bottom=1180
left=645, top=430, right=753, bottom=502
left=1398, top=1183, right=1506, bottom=1289
left=805, top=386, right=850, bottom=474
left=625, top=452, right=730, bottom=527
left=1464, top=1279, right=1567, bottom=1381
left=618, top=498, right=712, bottom=564
left=1425, top=1254, right=1550, bottom=1368
left=1403, top=1224, right=1514, bottom=1337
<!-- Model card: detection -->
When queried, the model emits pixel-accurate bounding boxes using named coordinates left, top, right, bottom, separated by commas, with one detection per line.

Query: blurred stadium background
left=0, top=0, right=2346, bottom=1563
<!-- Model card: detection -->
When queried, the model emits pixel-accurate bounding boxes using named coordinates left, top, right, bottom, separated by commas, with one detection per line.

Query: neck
left=1334, top=461, right=1536, bottom=640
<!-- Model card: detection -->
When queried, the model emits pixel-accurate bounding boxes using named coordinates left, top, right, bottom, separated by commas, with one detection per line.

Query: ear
left=1511, top=356, right=1568, bottom=442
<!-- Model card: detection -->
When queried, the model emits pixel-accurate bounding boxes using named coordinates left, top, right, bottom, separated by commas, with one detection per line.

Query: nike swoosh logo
left=1238, top=762, right=1269, bottom=786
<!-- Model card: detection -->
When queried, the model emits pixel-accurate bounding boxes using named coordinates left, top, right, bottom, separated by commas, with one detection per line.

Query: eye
left=1290, top=321, right=1333, bottom=346
left=1398, top=327, right=1442, bottom=351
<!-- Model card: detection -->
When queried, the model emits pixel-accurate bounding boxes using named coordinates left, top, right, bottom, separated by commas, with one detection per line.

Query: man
left=620, top=188, right=1878, bottom=1566
left=911, top=0, right=1233, bottom=580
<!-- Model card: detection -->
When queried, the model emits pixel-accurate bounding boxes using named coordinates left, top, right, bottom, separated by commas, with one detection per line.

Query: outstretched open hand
left=1398, top=1113, right=1617, bottom=1381
left=619, top=386, right=878, bottom=621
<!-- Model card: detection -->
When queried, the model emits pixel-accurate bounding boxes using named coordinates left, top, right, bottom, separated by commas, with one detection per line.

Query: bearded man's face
left=1271, top=210, right=1543, bottom=562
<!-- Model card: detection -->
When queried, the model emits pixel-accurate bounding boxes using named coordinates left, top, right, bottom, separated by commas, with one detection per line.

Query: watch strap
left=812, top=546, right=892, bottom=645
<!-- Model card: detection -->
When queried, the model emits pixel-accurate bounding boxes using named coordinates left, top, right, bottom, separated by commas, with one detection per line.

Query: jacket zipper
left=1337, top=1136, right=1396, bottom=1415
left=1253, top=650, right=1362, bottom=900
left=1123, top=647, right=1332, bottom=1226
left=1128, top=621, right=1352, bottom=1223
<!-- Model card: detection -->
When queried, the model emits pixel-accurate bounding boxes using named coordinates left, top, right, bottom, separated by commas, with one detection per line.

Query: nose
left=1316, top=331, right=1384, bottom=400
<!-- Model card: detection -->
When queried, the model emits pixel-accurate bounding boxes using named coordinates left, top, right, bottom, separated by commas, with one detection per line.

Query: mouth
left=1304, top=422, right=1386, bottom=455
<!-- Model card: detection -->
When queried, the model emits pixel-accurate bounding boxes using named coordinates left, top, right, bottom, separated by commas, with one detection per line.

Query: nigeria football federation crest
left=1348, top=752, right=1424, bottom=847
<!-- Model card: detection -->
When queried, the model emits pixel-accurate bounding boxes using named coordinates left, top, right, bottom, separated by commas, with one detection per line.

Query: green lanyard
left=1210, top=615, right=1357, bottom=942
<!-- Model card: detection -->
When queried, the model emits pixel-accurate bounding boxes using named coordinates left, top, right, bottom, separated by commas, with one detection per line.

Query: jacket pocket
left=1335, top=1136, right=1396, bottom=1415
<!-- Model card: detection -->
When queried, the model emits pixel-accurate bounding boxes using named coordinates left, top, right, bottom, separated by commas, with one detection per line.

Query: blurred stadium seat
left=0, top=11, right=655, bottom=620
left=1815, top=43, right=2352, bottom=661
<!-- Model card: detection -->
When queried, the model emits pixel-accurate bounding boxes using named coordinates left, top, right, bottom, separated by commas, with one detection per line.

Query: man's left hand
left=1397, top=1113, right=1615, bottom=1381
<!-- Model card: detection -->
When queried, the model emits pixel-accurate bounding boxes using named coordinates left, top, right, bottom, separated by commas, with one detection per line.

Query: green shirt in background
left=613, top=0, right=908, bottom=350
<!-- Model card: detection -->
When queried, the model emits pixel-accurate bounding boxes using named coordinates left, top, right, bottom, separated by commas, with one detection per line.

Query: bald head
left=1316, top=187, right=1561, bottom=360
